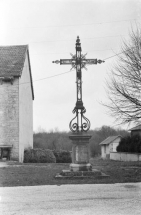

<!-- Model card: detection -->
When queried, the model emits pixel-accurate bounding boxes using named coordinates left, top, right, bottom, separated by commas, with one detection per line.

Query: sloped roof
left=129, top=124, right=141, bottom=131
left=0, top=45, right=28, bottom=76
left=0, top=45, right=34, bottom=100
left=99, top=135, right=121, bottom=145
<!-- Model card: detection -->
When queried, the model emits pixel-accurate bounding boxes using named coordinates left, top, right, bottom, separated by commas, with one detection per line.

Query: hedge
left=53, top=150, right=72, bottom=163
left=24, top=148, right=56, bottom=163
left=117, top=134, right=141, bottom=153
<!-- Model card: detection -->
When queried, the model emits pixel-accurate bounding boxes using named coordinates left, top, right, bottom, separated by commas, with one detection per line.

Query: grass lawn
left=0, top=158, right=141, bottom=187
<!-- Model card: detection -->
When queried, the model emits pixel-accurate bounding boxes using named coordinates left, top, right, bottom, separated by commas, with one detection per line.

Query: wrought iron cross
left=53, top=36, right=104, bottom=133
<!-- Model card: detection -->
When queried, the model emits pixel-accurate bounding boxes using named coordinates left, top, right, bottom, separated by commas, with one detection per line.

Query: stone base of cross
left=69, top=134, right=92, bottom=171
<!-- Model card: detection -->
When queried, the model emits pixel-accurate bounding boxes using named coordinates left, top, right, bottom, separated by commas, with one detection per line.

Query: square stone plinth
left=70, top=163, right=92, bottom=171
left=69, top=134, right=91, bottom=170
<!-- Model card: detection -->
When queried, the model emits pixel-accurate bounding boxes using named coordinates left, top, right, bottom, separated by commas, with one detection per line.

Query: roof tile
left=0, top=45, right=28, bottom=77
left=99, top=135, right=121, bottom=145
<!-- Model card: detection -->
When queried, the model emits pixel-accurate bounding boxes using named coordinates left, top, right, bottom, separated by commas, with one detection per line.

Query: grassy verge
left=0, top=158, right=141, bottom=187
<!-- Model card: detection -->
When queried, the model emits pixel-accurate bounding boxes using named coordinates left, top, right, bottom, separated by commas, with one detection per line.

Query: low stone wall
left=110, top=152, right=141, bottom=162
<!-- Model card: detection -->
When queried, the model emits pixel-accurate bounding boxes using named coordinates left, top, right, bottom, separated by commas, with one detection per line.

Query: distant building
left=99, top=136, right=122, bottom=159
left=129, top=124, right=141, bottom=137
left=0, top=45, right=34, bottom=162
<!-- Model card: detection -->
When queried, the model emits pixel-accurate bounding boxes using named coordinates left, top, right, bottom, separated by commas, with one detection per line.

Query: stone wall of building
left=19, top=53, right=33, bottom=162
left=0, top=78, right=19, bottom=160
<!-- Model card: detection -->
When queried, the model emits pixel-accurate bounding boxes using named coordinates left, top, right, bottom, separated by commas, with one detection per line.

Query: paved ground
left=0, top=183, right=141, bottom=215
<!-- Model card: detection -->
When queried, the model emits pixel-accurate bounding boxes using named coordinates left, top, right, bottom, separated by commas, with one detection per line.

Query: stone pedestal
left=69, top=133, right=92, bottom=171
left=55, top=133, right=109, bottom=179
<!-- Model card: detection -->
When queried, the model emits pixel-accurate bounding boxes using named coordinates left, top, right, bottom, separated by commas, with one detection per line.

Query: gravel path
left=0, top=183, right=141, bottom=215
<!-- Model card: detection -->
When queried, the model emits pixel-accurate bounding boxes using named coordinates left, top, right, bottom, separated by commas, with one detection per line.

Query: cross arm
left=52, top=59, right=76, bottom=65
left=82, top=59, right=105, bottom=65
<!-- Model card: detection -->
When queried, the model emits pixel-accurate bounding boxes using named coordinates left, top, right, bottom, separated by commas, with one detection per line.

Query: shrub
left=117, top=134, right=141, bottom=153
left=24, top=148, right=56, bottom=163
left=53, top=150, right=72, bottom=163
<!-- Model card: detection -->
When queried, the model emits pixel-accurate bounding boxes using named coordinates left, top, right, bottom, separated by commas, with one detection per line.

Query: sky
left=0, top=0, right=141, bottom=132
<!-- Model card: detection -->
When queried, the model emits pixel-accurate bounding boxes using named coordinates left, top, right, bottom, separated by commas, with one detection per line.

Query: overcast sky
left=0, top=0, right=141, bottom=132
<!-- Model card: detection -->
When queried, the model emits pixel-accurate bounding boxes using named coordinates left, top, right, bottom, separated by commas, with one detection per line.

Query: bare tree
left=105, top=28, right=141, bottom=124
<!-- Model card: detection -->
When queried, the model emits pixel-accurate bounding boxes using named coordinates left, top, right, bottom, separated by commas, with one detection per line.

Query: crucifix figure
left=53, top=36, right=104, bottom=133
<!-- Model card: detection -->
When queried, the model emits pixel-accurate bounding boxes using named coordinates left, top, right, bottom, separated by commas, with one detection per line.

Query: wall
left=19, top=52, right=33, bottom=162
left=101, top=145, right=105, bottom=158
left=110, top=152, right=141, bottom=162
left=101, top=145, right=109, bottom=159
left=0, top=78, right=19, bottom=160
left=101, top=137, right=121, bottom=159
left=112, top=142, right=119, bottom=152
left=111, top=137, right=121, bottom=152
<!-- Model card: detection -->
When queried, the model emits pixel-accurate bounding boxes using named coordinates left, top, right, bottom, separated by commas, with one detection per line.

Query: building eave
left=99, top=135, right=122, bottom=145
left=26, top=46, right=34, bottom=100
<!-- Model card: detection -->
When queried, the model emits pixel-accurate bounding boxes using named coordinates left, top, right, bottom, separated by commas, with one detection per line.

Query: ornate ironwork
left=69, top=106, right=90, bottom=132
left=53, top=36, right=104, bottom=133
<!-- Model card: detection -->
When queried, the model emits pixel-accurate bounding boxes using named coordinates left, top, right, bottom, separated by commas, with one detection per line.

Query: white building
left=99, top=136, right=122, bottom=159
left=0, top=45, right=34, bottom=162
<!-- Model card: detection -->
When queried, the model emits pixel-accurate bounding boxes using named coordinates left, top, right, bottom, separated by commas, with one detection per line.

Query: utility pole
left=53, top=36, right=104, bottom=172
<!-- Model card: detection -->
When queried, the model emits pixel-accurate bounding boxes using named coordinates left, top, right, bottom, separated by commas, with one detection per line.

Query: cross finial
left=76, top=36, right=80, bottom=44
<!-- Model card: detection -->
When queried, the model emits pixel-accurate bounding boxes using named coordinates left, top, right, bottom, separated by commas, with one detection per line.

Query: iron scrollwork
left=81, top=108, right=91, bottom=132
left=69, top=106, right=91, bottom=133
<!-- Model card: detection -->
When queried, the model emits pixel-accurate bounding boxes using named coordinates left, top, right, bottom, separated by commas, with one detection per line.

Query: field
left=0, top=158, right=141, bottom=187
